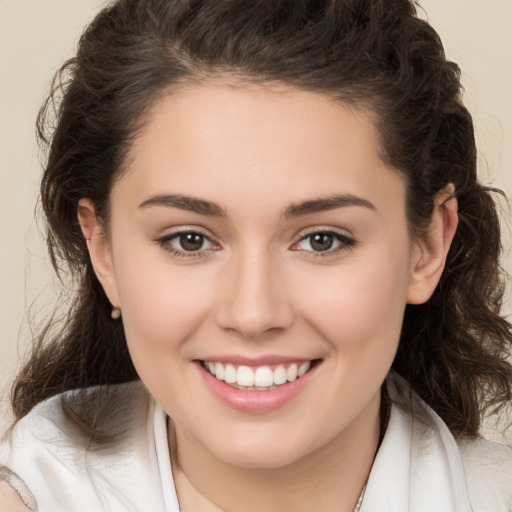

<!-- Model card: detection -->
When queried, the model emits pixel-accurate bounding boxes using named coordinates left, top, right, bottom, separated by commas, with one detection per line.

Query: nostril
left=216, top=300, right=295, bottom=339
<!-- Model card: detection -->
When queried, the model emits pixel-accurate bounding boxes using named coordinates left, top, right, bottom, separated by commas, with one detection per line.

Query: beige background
left=1, top=1, right=511, bottom=441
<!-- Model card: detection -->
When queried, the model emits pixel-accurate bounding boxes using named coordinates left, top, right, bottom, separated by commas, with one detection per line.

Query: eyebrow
left=138, top=194, right=227, bottom=217
left=138, top=193, right=375, bottom=218
left=283, top=194, right=376, bottom=219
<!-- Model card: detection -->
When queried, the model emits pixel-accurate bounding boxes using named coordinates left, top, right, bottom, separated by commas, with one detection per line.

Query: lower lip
left=195, top=361, right=319, bottom=413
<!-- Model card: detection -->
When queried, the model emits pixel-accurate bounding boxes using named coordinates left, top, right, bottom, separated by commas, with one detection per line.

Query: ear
left=78, top=199, right=120, bottom=308
left=406, top=184, right=458, bottom=305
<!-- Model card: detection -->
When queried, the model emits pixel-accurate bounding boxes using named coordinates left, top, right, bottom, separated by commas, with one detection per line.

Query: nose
left=215, top=249, right=295, bottom=339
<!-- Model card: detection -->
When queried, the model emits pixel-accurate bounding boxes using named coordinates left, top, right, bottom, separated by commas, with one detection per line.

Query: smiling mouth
left=200, top=360, right=320, bottom=391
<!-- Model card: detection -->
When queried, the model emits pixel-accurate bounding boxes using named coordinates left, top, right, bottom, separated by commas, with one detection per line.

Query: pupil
left=311, top=233, right=333, bottom=251
left=180, top=233, right=204, bottom=251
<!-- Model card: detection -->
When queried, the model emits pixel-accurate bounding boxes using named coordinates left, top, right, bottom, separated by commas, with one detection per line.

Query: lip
left=194, top=358, right=321, bottom=413
left=198, top=354, right=313, bottom=366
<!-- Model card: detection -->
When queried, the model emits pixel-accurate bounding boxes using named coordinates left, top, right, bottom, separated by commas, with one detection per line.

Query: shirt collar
left=361, top=372, right=472, bottom=512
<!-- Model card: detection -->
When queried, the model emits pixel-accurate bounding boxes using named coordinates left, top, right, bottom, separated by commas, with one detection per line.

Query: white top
left=1, top=373, right=511, bottom=512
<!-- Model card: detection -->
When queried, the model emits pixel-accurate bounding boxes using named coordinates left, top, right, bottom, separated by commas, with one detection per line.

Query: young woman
left=1, top=0, right=511, bottom=510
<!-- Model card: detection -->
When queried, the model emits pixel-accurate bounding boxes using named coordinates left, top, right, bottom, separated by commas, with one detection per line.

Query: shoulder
left=386, top=373, right=512, bottom=511
left=0, top=381, right=166, bottom=512
left=0, top=467, right=36, bottom=512
left=457, top=436, right=512, bottom=511
left=0, top=481, right=30, bottom=512
left=2, top=380, right=151, bottom=454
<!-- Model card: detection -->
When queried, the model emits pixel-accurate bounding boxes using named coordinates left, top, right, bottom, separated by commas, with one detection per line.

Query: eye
left=157, top=229, right=219, bottom=256
left=301, top=232, right=336, bottom=252
left=175, top=232, right=209, bottom=251
left=292, top=230, right=355, bottom=255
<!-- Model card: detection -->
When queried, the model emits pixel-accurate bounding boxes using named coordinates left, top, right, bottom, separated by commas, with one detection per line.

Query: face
left=84, top=84, right=438, bottom=469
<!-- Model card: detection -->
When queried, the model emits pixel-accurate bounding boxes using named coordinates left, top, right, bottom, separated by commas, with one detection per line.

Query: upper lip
left=195, top=355, right=316, bottom=366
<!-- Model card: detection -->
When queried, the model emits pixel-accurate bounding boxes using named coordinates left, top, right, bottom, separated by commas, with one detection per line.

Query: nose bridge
left=217, top=244, right=294, bottom=337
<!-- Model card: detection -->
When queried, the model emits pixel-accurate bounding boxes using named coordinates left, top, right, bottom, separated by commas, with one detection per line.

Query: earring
left=111, top=307, right=121, bottom=320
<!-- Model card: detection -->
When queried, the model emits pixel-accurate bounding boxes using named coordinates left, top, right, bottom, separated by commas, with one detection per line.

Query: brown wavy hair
left=10, top=0, right=512, bottom=440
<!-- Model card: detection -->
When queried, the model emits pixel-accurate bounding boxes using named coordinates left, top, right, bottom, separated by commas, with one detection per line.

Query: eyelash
left=291, top=229, right=356, bottom=258
left=156, top=229, right=219, bottom=259
left=155, top=228, right=356, bottom=260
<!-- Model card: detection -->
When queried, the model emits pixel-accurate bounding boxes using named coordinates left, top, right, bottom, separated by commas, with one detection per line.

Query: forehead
left=114, top=83, right=405, bottom=218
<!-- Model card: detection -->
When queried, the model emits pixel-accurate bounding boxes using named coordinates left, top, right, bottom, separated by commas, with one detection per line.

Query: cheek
left=112, top=251, right=216, bottom=360
left=292, top=246, right=411, bottom=356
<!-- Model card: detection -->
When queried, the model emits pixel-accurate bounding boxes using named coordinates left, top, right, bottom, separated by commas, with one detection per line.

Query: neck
left=169, top=390, right=382, bottom=512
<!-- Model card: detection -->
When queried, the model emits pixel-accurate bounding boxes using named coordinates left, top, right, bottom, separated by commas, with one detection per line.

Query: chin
left=201, top=427, right=317, bottom=470
left=219, top=446, right=306, bottom=470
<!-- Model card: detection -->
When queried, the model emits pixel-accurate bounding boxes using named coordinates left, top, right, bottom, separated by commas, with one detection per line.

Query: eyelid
left=292, top=225, right=354, bottom=244
left=156, top=225, right=219, bottom=241
left=289, top=226, right=356, bottom=256
left=155, top=226, right=222, bottom=258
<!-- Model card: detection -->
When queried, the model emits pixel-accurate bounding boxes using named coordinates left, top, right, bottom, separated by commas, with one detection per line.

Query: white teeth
left=224, top=364, right=237, bottom=383
left=286, top=364, right=298, bottom=382
left=204, top=360, right=313, bottom=389
left=254, top=367, right=274, bottom=387
left=214, top=362, right=225, bottom=381
left=298, top=361, right=310, bottom=377
left=273, top=365, right=287, bottom=385
left=237, top=366, right=255, bottom=386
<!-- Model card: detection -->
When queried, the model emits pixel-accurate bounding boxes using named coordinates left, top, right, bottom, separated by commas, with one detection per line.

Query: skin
left=0, top=483, right=30, bottom=512
left=79, top=84, right=457, bottom=512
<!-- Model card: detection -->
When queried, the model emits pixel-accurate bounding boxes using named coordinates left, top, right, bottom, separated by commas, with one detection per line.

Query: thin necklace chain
left=352, top=482, right=367, bottom=512
left=168, top=411, right=375, bottom=512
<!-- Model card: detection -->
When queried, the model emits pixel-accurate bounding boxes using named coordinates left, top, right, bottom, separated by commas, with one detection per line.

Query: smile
left=202, top=361, right=312, bottom=390
left=196, top=358, right=322, bottom=412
